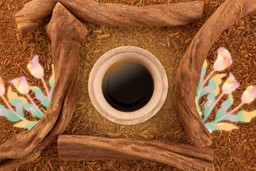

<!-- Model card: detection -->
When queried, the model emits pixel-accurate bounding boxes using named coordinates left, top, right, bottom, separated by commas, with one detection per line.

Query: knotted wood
left=16, top=0, right=204, bottom=35
left=7, top=0, right=256, bottom=170
left=15, top=0, right=55, bottom=35
left=58, top=135, right=214, bottom=171
left=0, top=3, right=87, bottom=170
left=56, top=0, right=204, bottom=27
left=175, top=0, right=256, bottom=147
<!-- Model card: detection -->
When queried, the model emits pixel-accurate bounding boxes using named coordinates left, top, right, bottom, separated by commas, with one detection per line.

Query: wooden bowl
left=88, top=46, right=168, bottom=125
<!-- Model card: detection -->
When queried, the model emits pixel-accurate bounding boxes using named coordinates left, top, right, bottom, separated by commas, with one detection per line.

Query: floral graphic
left=27, top=55, right=44, bottom=79
left=27, top=55, right=50, bottom=98
left=196, top=47, right=256, bottom=132
left=0, top=77, right=5, bottom=96
left=222, top=73, right=240, bottom=95
left=0, top=55, right=55, bottom=130
left=10, top=76, right=30, bottom=95
left=213, top=47, right=233, bottom=71
left=241, top=86, right=256, bottom=104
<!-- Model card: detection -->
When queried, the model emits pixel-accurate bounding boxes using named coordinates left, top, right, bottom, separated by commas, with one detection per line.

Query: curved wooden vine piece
left=0, top=3, right=88, bottom=170
left=16, top=0, right=204, bottom=35
left=58, top=135, right=214, bottom=171
left=176, top=0, right=256, bottom=147
left=15, top=0, right=55, bottom=35
left=56, top=0, right=204, bottom=27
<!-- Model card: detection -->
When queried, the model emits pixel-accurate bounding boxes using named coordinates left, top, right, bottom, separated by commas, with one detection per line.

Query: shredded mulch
left=0, top=0, right=255, bottom=170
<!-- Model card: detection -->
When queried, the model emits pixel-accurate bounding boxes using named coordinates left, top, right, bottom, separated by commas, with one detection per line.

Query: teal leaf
left=30, top=86, right=50, bottom=108
left=203, top=94, right=215, bottom=122
left=205, top=122, right=238, bottom=132
left=9, top=98, right=23, bottom=116
left=226, top=110, right=256, bottom=122
left=0, top=104, right=22, bottom=122
left=215, top=94, right=233, bottom=122
left=7, top=88, right=26, bottom=118
left=7, top=86, right=45, bottom=119
left=5, top=111, right=21, bottom=122
left=196, top=60, right=208, bottom=97
left=24, top=102, right=44, bottom=119
left=0, top=104, right=8, bottom=117
left=200, top=74, right=226, bottom=99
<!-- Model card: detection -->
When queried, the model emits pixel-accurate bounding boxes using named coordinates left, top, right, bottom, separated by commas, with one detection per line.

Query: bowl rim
left=88, top=46, right=168, bottom=125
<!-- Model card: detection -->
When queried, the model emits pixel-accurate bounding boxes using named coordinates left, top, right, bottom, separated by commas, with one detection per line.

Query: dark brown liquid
left=102, top=60, right=154, bottom=112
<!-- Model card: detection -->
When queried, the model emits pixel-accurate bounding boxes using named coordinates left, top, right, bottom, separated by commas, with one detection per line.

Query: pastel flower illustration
left=27, top=55, right=50, bottom=98
left=241, top=86, right=256, bottom=104
left=0, top=77, right=5, bottom=96
left=213, top=47, right=233, bottom=71
left=10, top=76, right=30, bottom=94
left=27, top=55, right=44, bottom=79
left=196, top=47, right=256, bottom=132
left=222, top=73, right=240, bottom=94
left=0, top=55, right=55, bottom=130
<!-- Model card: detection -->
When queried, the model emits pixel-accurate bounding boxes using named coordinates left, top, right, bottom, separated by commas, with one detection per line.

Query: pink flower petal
left=0, top=77, right=5, bottom=96
left=213, top=47, right=233, bottom=71
left=10, top=76, right=30, bottom=94
left=242, top=86, right=256, bottom=104
left=222, top=73, right=240, bottom=94
left=27, top=55, right=44, bottom=79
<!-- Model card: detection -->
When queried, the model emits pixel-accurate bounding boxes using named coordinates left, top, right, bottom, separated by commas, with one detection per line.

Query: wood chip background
left=0, top=0, right=255, bottom=170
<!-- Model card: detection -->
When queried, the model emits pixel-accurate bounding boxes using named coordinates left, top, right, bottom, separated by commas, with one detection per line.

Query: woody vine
left=1, top=48, right=255, bottom=132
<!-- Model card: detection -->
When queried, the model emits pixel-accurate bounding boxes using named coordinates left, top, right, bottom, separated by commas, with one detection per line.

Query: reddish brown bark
left=0, top=3, right=88, bottom=170
left=56, top=0, right=204, bottom=27
left=15, top=0, right=55, bottom=35
left=58, top=135, right=214, bottom=171
left=175, top=0, right=256, bottom=147
left=4, top=0, right=256, bottom=170
left=16, top=0, right=204, bottom=35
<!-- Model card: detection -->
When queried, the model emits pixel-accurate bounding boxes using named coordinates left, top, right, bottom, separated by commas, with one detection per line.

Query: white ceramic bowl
left=88, top=46, right=168, bottom=125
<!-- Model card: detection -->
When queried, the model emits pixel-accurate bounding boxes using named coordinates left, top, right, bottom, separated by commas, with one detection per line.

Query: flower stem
left=1, top=96, right=26, bottom=121
left=26, top=94, right=44, bottom=117
left=216, top=102, right=244, bottom=122
left=197, top=69, right=215, bottom=98
left=41, top=78, right=50, bottom=99
left=203, top=92, right=225, bottom=123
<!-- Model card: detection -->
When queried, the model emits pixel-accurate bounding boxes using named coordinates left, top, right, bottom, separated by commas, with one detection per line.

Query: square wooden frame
left=0, top=0, right=255, bottom=170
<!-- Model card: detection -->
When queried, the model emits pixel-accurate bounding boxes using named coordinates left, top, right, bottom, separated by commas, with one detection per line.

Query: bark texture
left=5, top=0, right=256, bottom=170
left=16, top=0, right=204, bottom=35
left=175, top=0, right=256, bottom=147
left=0, top=3, right=88, bottom=170
left=15, top=0, right=55, bottom=35
left=56, top=0, right=204, bottom=27
left=58, top=135, right=214, bottom=171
